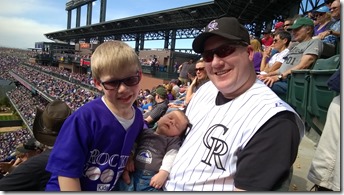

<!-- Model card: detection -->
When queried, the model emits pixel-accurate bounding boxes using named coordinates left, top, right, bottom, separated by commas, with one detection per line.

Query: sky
left=0, top=0, right=212, bottom=50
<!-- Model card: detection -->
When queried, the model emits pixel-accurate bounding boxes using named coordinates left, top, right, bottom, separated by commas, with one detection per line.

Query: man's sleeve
left=234, top=111, right=300, bottom=191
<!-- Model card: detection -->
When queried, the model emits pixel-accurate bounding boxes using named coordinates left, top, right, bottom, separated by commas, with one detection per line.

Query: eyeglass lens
left=101, top=73, right=140, bottom=90
left=202, top=44, right=237, bottom=62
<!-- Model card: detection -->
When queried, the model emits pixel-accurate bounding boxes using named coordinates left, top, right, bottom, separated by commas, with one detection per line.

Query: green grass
left=0, top=115, right=21, bottom=121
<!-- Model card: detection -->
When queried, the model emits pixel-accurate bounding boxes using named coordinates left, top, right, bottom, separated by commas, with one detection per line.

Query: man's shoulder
left=292, top=38, right=322, bottom=54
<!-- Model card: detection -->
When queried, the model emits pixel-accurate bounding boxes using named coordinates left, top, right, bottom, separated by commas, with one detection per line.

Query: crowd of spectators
left=7, top=86, right=49, bottom=128
left=0, top=48, right=28, bottom=81
left=0, top=128, right=32, bottom=162
left=0, top=2, right=340, bottom=189
left=0, top=48, right=101, bottom=161
left=10, top=65, right=100, bottom=110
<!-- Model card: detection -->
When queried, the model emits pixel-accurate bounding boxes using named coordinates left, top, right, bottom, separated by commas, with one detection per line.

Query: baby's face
left=156, top=111, right=188, bottom=137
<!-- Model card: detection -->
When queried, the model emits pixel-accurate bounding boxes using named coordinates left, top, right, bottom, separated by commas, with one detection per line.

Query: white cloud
left=0, top=16, right=63, bottom=49
left=0, top=0, right=59, bottom=16
left=0, top=0, right=66, bottom=49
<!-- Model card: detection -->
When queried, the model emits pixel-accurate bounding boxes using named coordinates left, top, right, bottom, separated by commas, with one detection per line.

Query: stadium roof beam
left=45, top=0, right=305, bottom=47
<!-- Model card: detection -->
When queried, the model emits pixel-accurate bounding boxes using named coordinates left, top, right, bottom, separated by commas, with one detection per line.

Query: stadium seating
left=306, top=68, right=339, bottom=133
left=286, top=69, right=311, bottom=119
left=287, top=54, right=340, bottom=134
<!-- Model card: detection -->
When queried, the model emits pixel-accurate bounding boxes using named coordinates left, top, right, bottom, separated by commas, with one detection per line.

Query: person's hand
left=263, top=46, right=272, bottom=58
left=257, top=74, right=267, bottom=80
left=122, top=170, right=131, bottom=184
left=122, top=157, right=135, bottom=184
left=191, top=76, right=198, bottom=85
left=262, top=76, right=278, bottom=87
left=317, top=30, right=331, bottom=40
left=13, top=157, right=24, bottom=166
left=150, top=170, right=169, bottom=189
left=0, top=159, right=15, bottom=173
left=125, top=157, right=135, bottom=173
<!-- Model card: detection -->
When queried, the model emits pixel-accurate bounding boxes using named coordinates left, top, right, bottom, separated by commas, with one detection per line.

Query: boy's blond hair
left=91, top=41, right=141, bottom=80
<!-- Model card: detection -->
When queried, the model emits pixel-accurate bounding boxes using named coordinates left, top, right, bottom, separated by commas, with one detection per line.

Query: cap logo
left=207, top=20, right=219, bottom=32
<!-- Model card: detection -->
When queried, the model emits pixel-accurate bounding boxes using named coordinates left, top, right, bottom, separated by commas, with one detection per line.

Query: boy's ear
left=93, top=79, right=103, bottom=91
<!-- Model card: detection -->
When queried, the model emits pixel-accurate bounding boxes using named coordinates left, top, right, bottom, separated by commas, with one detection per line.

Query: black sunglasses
left=314, top=13, right=325, bottom=17
left=101, top=71, right=141, bottom=90
left=202, top=42, right=247, bottom=62
left=195, top=67, right=205, bottom=72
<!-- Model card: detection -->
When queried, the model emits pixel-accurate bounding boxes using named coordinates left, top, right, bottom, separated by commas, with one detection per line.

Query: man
left=0, top=138, right=43, bottom=176
left=260, top=17, right=323, bottom=97
left=178, top=59, right=194, bottom=85
left=283, top=18, right=294, bottom=31
left=143, top=86, right=168, bottom=128
left=317, top=0, right=340, bottom=50
left=0, top=100, right=72, bottom=191
left=164, top=17, right=304, bottom=191
left=274, top=21, right=285, bottom=32
left=261, top=30, right=273, bottom=47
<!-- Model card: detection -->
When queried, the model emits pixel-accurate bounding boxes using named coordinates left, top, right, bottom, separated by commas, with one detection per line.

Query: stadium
left=0, top=0, right=340, bottom=191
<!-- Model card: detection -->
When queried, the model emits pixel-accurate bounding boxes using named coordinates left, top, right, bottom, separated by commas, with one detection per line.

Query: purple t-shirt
left=314, top=22, right=333, bottom=36
left=253, top=52, right=263, bottom=72
left=45, top=98, right=143, bottom=191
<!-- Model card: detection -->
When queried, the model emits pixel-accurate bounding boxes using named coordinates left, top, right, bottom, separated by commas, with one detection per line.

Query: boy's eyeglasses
left=101, top=71, right=141, bottom=90
left=202, top=43, right=247, bottom=62
left=195, top=67, right=205, bottom=72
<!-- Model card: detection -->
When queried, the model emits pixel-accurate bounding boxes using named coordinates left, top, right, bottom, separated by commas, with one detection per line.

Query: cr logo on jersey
left=201, top=124, right=229, bottom=171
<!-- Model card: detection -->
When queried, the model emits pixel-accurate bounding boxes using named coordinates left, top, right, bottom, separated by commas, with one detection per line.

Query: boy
left=117, top=110, right=189, bottom=191
left=45, top=41, right=144, bottom=191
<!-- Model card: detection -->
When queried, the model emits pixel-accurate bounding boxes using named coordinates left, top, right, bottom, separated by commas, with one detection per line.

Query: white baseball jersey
left=164, top=79, right=304, bottom=191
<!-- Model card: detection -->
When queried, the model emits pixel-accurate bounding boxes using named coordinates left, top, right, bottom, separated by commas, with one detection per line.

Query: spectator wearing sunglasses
left=312, top=6, right=333, bottom=37
left=184, top=58, right=209, bottom=106
left=284, top=16, right=301, bottom=50
left=164, top=17, right=304, bottom=191
left=258, top=30, right=291, bottom=75
left=45, top=41, right=145, bottom=191
left=316, top=0, right=340, bottom=56
left=115, top=110, right=190, bottom=191
left=283, top=18, right=294, bottom=31
left=260, top=17, right=323, bottom=96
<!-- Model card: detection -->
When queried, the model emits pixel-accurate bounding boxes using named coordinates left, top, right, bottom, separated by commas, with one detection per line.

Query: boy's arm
left=150, top=149, right=178, bottom=189
left=58, top=176, right=81, bottom=191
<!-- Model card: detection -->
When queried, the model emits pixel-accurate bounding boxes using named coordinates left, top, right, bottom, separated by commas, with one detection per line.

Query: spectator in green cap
left=259, top=17, right=323, bottom=98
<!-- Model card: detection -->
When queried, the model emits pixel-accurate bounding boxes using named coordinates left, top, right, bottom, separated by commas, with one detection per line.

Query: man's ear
left=247, top=45, right=254, bottom=60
